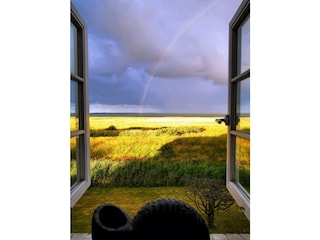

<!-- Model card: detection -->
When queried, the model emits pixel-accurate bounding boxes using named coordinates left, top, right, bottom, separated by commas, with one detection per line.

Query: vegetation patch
left=91, top=126, right=206, bottom=137
left=90, top=160, right=226, bottom=187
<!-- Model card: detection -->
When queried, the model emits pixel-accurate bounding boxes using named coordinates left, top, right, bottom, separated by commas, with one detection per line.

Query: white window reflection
left=70, top=23, right=77, bottom=75
left=238, top=17, right=250, bottom=74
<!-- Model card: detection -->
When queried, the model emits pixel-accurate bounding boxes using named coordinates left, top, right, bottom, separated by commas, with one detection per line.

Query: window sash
left=227, top=0, right=250, bottom=220
left=70, top=3, right=90, bottom=208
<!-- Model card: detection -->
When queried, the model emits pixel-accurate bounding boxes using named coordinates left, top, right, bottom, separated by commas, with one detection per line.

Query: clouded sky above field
left=71, top=0, right=243, bottom=113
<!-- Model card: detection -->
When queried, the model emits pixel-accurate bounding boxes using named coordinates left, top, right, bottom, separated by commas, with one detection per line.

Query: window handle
left=215, top=115, right=229, bottom=126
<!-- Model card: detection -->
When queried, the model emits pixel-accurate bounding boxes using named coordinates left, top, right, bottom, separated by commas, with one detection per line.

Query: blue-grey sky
left=71, top=0, right=244, bottom=113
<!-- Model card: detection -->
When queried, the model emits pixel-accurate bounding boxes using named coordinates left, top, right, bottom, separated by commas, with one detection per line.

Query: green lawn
left=71, top=187, right=250, bottom=234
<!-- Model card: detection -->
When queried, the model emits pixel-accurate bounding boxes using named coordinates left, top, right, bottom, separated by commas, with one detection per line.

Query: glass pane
left=235, top=137, right=250, bottom=195
left=70, top=136, right=80, bottom=187
left=70, top=80, right=79, bottom=131
left=70, top=23, right=77, bottom=75
left=236, top=77, right=250, bottom=133
left=238, top=16, right=250, bottom=74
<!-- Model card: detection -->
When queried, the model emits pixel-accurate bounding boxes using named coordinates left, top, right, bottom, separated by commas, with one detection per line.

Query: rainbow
left=139, top=0, right=222, bottom=109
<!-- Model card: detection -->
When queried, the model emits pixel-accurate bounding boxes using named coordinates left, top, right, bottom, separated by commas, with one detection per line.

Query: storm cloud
left=72, top=0, right=243, bottom=113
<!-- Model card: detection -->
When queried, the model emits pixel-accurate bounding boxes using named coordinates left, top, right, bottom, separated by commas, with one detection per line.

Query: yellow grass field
left=71, top=115, right=250, bottom=162
left=72, top=116, right=249, bottom=134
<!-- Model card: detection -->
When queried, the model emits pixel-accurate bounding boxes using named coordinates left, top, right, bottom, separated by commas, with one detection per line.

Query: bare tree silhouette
left=185, top=178, right=235, bottom=228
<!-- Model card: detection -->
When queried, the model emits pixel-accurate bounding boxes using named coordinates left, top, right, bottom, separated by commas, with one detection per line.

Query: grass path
left=71, top=187, right=250, bottom=234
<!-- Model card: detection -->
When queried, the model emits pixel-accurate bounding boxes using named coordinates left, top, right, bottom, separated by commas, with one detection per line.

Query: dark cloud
left=88, top=35, right=126, bottom=75
left=89, top=67, right=148, bottom=105
left=72, top=0, right=244, bottom=113
left=75, top=0, right=241, bottom=81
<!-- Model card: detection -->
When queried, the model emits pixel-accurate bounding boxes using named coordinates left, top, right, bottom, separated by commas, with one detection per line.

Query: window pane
left=70, top=136, right=80, bottom=188
left=71, top=80, right=79, bottom=131
left=235, top=137, right=250, bottom=195
left=236, top=77, right=250, bottom=133
left=238, top=16, right=250, bottom=74
left=70, top=23, right=77, bottom=75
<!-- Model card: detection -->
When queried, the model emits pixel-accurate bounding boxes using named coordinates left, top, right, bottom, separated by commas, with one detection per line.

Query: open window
left=227, top=0, right=250, bottom=219
left=70, top=3, right=90, bottom=208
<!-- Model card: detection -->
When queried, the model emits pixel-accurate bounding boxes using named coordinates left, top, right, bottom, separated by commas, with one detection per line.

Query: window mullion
left=231, top=69, right=250, bottom=84
left=231, top=130, right=250, bottom=140
left=71, top=130, right=85, bottom=138
left=71, top=74, right=84, bottom=83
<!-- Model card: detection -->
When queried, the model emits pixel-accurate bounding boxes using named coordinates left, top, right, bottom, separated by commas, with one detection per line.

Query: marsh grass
left=86, top=116, right=233, bottom=161
left=70, top=116, right=250, bottom=187
left=90, top=159, right=226, bottom=187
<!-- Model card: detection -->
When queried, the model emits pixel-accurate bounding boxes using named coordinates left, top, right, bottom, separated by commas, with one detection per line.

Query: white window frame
left=227, top=0, right=250, bottom=220
left=70, top=3, right=90, bottom=208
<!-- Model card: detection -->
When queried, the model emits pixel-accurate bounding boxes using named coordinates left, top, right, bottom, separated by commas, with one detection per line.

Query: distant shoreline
left=89, top=112, right=228, bottom=117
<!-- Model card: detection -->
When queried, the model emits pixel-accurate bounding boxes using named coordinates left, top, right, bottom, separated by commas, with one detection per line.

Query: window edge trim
left=71, top=180, right=91, bottom=208
left=227, top=181, right=250, bottom=220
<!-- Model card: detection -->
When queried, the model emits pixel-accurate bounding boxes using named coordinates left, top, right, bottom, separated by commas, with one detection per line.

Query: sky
left=71, top=0, right=245, bottom=114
